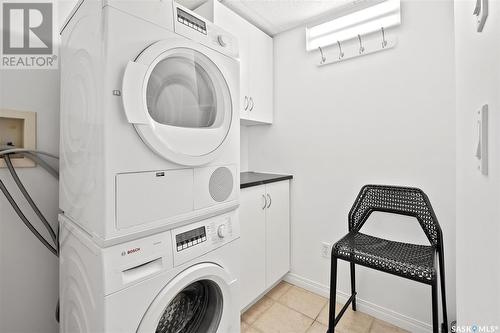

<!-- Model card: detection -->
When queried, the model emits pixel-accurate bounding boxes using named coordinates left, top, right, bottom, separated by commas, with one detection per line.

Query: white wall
left=455, top=0, right=500, bottom=326
left=240, top=125, right=249, bottom=172
left=0, top=2, right=76, bottom=332
left=246, top=1, right=456, bottom=331
left=0, top=70, right=60, bottom=333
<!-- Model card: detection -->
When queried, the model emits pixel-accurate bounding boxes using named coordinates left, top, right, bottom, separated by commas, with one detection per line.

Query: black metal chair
left=327, top=185, right=448, bottom=333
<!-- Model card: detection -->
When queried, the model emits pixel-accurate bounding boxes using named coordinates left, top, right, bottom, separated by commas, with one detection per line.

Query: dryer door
left=137, top=263, right=236, bottom=333
left=122, top=39, right=233, bottom=166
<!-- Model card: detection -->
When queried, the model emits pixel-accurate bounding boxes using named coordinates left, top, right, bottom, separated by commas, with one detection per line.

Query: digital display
left=176, top=226, right=207, bottom=252
left=177, top=8, right=207, bottom=35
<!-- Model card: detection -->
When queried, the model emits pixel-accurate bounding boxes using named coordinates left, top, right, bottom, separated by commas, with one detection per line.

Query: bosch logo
left=127, top=247, right=141, bottom=254
left=122, top=247, right=141, bottom=256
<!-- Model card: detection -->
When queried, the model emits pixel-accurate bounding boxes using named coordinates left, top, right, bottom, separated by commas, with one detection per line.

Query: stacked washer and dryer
left=59, top=0, right=240, bottom=332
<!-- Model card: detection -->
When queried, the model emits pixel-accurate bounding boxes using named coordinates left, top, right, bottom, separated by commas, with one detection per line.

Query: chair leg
left=328, top=256, right=338, bottom=333
left=432, top=279, right=439, bottom=333
left=438, top=250, right=449, bottom=332
left=350, top=262, right=357, bottom=311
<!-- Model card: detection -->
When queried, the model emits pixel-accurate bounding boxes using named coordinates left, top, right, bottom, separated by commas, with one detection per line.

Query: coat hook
left=473, top=0, right=481, bottom=15
left=337, top=40, right=344, bottom=59
left=318, top=46, right=326, bottom=64
left=358, top=34, right=365, bottom=54
left=381, top=27, right=388, bottom=48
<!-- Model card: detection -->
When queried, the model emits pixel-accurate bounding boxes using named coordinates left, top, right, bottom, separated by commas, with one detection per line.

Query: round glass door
left=137, top=263, right=235, bottom=333
left=155, top=280, right=223, bottom=333
left=122, top=41, right=234, bottom=166
left=147, top=56, right=220, bottom=129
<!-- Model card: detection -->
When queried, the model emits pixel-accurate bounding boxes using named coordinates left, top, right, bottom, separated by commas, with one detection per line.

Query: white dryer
left=59, top=0, right=240, bottom=245
left=59, top=210, right=240, bottom=333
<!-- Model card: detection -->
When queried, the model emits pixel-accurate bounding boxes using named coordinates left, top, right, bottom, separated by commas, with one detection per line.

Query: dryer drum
left=155, top=280, right=223, bottom=333
left=146, top=56, right=218, bottom=129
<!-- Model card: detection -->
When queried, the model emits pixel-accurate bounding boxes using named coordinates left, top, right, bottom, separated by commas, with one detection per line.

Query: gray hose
left=4, top=154, right=58, bottom=245
left=20, top=152, right=59, bottom=179
left=0, top=149, right=59, bottom=178
left=0, top=179, right=58, bottom=256
left=0, top=148, right=58, bottom=160
left=0, top=149, right=60, bottom=323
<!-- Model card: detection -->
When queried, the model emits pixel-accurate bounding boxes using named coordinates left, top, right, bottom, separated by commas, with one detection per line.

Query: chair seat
left=333, top=232, right=436, bottom=284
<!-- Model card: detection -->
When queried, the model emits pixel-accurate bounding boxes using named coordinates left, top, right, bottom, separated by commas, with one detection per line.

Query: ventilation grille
left=209, top=167, right=233, bottom=202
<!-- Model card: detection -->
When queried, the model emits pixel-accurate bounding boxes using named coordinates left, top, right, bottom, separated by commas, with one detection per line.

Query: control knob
left=217, top=225, right=226, bottom=239
left=217, top=35, right=228, bottom=47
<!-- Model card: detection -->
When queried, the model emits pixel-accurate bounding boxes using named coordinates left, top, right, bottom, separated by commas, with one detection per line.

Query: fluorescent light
left=306, top=0, right=400, bottom=51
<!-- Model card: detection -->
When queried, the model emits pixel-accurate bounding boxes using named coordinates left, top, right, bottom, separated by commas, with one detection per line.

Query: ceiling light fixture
left=306, top=0, right=401, bottom=51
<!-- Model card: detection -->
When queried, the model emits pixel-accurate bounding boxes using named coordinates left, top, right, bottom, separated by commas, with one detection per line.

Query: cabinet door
left=239, top=186, right=267, bottom=310
left=265, top=181, right=290, bottom=287
left=248, top=25, right=273, bottom=124
left=213, top=2, right=251, bottom=121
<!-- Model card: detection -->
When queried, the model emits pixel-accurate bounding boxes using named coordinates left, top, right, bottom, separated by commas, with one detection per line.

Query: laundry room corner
left=244, top=0, right=457, bottom=331
left=0, top=2, right=76, bottom=332
left=0, top=59, right=60, bottom=333
left=2, top=0, right=500, bottom=332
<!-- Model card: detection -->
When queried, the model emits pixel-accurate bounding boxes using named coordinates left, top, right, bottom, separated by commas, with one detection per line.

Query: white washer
left=59, top=0, right=240, bottom=245
left=59, top=210, right=240, bottom=333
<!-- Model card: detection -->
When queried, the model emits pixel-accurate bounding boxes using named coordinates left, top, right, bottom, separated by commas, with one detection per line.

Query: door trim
left=137, top=262, right=235, bottom=332
left=122, top=39, right=234, bottom=166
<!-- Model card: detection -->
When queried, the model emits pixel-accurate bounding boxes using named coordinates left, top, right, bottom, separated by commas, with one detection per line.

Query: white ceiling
left=60, top=0, right=369, bottom=37
left=221, top=0, right=356, bottom=35
left=179, top=0, right=209, bottom=10
left=179, top=0, right=365, bottom=36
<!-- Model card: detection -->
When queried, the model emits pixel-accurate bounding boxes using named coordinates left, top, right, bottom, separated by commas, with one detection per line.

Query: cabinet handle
left=249, top=97, right=254, bottom=111
left=244, top=96, right=249, bottom=110
left=262, top=194, right=267, bottom=210
left=267, top=194, right=272, bottom=208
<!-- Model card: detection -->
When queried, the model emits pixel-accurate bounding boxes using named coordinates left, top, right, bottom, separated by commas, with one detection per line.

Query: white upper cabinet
left=247, top=24, right=273, bottom=124
left=196, top=1, right=274, bottom=125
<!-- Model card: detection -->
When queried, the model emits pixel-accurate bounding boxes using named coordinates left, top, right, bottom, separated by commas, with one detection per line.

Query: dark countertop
left=240, top=172, right=293, bottom=189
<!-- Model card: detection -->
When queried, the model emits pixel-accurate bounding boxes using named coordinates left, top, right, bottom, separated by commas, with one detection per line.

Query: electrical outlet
left=321, top=242, right=331, bottom=259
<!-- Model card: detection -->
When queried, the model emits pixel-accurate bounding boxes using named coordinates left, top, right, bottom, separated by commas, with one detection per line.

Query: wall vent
left=209, top=167, right=233, bottom=202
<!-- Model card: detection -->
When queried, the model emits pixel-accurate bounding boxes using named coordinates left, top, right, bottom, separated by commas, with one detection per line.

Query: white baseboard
left=284, top=273, right=433, bottom=333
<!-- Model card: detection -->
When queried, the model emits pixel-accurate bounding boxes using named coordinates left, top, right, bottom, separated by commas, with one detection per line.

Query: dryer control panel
left=173, top=2, right=238, bottom=58
left=171, top=209, right=240, bottom=267
left=176, top=7, right=207, bottom=34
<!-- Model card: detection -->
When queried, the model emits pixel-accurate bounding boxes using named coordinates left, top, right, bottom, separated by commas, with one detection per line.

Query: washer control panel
left=176, top=226, right=207, bottom=252
left=171, top=210, right=240, bottom=267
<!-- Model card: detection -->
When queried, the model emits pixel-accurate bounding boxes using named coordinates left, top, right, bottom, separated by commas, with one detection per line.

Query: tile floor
left=240, top=281, right=409, bottom=333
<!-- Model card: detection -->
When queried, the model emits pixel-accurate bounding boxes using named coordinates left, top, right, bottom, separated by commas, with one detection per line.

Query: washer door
left=122, top=39, right=233, bottom=166
left=137, top=263, right=235, bottom=333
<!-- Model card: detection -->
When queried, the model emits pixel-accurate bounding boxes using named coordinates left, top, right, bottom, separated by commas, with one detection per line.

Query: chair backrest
left=348, top=185, right=442, bottom=246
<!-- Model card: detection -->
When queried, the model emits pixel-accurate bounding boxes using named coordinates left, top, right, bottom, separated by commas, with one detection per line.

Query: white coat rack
left=316, top=28, right=397, bottom=67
